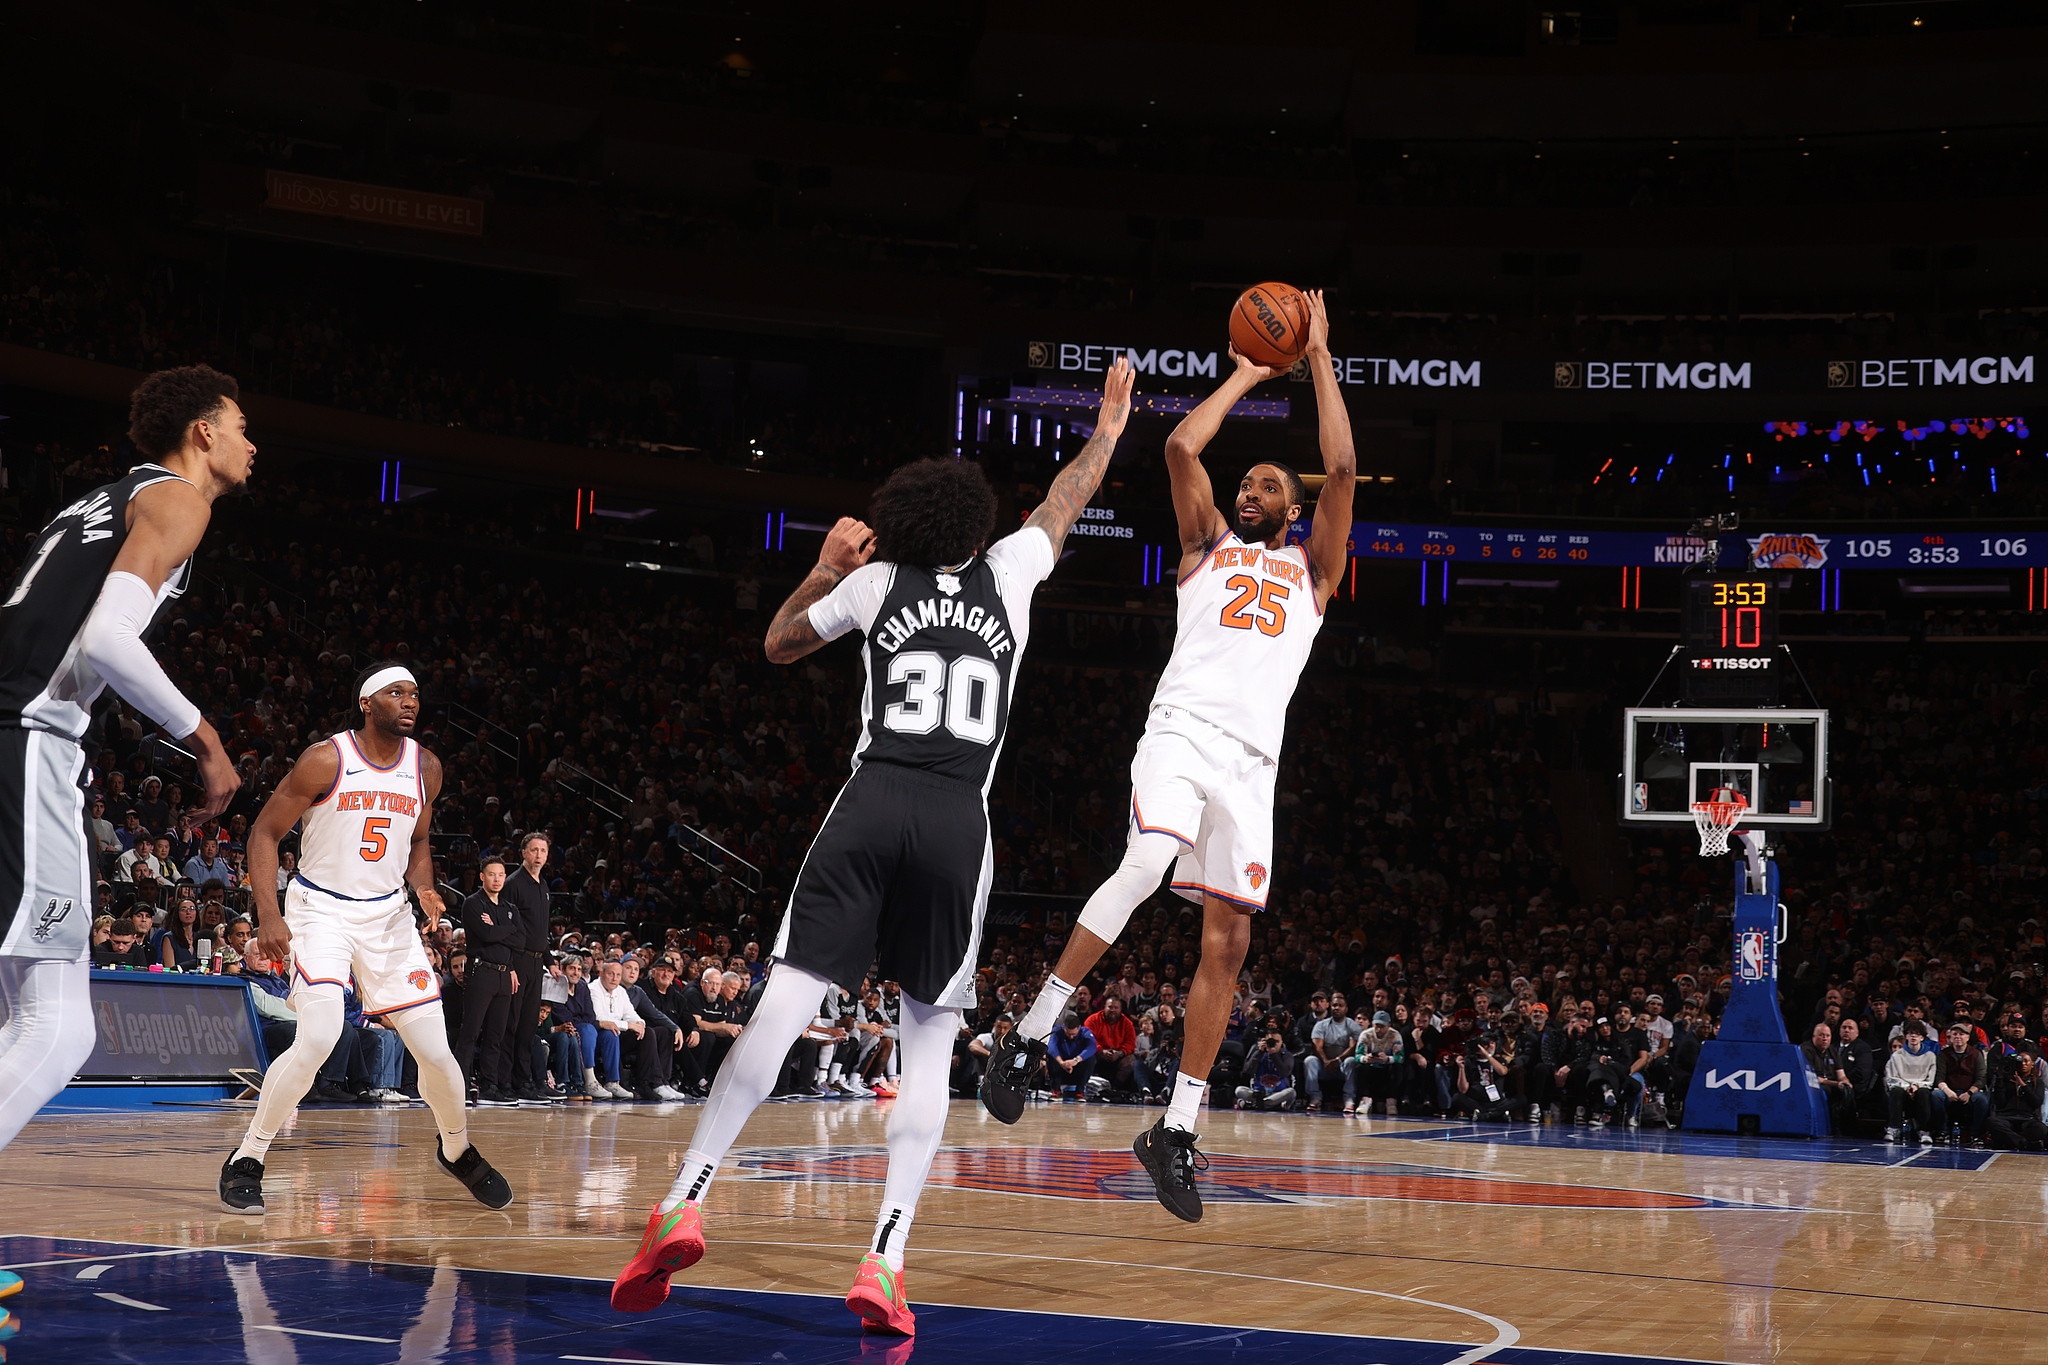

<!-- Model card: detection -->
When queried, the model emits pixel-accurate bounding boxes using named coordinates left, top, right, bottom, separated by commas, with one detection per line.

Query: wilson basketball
left=1229, top=281, right=1309, bottom=368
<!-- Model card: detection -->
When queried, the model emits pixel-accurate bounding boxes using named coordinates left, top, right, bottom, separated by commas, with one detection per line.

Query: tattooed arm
left=763, top=517, right=875, bottom=664
left=1022, top=355, right=1136, bottom=556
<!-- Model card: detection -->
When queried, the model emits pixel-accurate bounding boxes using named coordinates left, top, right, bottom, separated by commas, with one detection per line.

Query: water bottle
left=1950, top=1122, right=1962, bottom=1148
left=197, top=939, right=214, bottom=974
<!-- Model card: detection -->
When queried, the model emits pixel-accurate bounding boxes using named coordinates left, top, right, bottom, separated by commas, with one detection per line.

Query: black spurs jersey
left=806, top=526, right=1056, bottom=790
left=0, top=464, right=194, bottom=740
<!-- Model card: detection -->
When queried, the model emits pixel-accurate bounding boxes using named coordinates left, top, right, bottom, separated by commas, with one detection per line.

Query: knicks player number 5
left=884, top=651, right=1001, bottom=745
left=360, top=816, right=390, bottom=860
left=1218, top=574, right=1288, bottom=637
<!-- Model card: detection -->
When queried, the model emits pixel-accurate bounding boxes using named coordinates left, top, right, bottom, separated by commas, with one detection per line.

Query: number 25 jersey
left=297, top=730, right=425, bottom=899
left=1150, top=531, right=1324, bottom=761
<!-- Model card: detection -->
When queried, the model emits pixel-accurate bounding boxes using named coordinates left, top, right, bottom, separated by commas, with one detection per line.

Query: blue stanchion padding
left=1682, top=858, right=1832, bottom=1138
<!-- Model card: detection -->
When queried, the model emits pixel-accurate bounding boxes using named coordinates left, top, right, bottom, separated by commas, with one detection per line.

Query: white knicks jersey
left=1149, top=532, right=1324, bottom=760
left=295, top=731, right=426, bottom=900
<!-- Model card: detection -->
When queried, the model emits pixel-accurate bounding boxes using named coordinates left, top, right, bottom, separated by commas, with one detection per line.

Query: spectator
left=1885, top=1019, right=1942, bottom=1144
left=680, top=966, right=742, bottom=1092
left=589, top=960, right=646, bottom=1100
left=1082, top=996, right=1137, bottom=1093
left=619, top=957, right=688, bottom=1101
left=183, top=837, right=235, bottom=887
left=1935, top=1020, right=1991, bottom=1147
left=1235, top=1028, right=1298, bottom=1111
left=554, top=958, right=605, bottom=1099
left=1045, top=1010, right=1098, bottom=1098
left=218, top=917, right=256, bottom=975
left=92, top=922, right=151, bottom=968
left=1805, top=1022, right=1855, bottom=1134
left=241, top=946, right=299, bottom=1062
left=1308, top=991, right=1363, bottom=1113
left=88, top=797, right=119, bottom=869
left=152, top=899, right=202, bottom=971
left=1354, top=1009, right=1406, bottom=1117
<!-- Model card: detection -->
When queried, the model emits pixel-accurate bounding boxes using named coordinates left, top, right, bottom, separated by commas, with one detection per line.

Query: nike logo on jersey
left=343, top=767, right=363, bottom=776
left=872, top=597, right=1012, bottom=658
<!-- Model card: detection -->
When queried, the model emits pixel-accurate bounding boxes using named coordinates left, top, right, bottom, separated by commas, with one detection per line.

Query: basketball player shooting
left=610, top=358, right=1137, bottom=1336
left=217, top=665, right=514, bottom=1216
left=983, top=292, right=1355, bottom=1223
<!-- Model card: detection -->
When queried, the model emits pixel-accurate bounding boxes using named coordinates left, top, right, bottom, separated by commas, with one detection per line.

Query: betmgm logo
left=31, top=897, right=73, bottom=943
left=1704, top=1068, right=1793, bottom=1092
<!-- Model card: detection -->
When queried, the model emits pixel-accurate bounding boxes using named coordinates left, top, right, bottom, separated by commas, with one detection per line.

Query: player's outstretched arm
left=83, top=479, right=240, bottom=820
left=1167, top=347, right=1284, bottom=574
left=248, top=740, right=340, bottom=965
left=410, top=749, right=447, bottom=930
left=764, top=517, right=876, bottom=664
left=1300, top=291, right=1357, bottom=612
left=1024, top=356, right=1134, bottom=557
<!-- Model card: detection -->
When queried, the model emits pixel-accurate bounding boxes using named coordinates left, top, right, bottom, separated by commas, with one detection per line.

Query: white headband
left=358, top=665, right=417, bottom=700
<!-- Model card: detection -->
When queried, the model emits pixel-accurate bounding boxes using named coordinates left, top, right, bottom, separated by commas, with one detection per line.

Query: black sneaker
left=220, top=1155, right=266, bottom=1215
left=436, top=1139, right=515, bottom=1210
left=1133, top=1118, right=1207, bottom=1223
left=978, top=1030, right=1046, bottom=1125
left=517, top=1086, right=555, bottom=1104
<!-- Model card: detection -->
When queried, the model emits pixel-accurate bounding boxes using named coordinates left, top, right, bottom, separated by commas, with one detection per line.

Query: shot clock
left=1681, top=573, right=1780, bottom=702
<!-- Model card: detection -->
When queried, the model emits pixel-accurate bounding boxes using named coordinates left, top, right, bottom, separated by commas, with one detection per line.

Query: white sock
left=1165, top=1070, right=1206, bottom=1133
left=661, top=1149, right=718, bottom=1212
left=390, top=1007, right=471, bottom=1162
left=869, top=1202, right=913, bottom=1273
left=1018, top=974, right=1076, bottom=1040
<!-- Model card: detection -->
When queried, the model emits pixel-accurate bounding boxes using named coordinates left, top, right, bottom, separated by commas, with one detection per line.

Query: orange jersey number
left=1218, top=573, right=1289, bottom=637
left=360, top=816, right=391, bottom=861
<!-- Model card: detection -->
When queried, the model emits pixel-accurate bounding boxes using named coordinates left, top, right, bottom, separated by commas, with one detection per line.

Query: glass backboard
left=1621, top=708, right=1829, bottom=828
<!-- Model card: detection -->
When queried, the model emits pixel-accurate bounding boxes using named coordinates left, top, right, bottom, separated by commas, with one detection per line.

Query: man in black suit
left=499, top=832, right=554, bottom=1101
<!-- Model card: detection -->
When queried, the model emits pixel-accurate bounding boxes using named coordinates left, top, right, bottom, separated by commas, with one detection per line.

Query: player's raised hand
left=1303, top=289, right=1330, bottom=357
left=1098, top=354, right=1135, bottom=434
left=819, top=517, right=876, bottom=577
left=1228, top=344, right=1287, bottom=385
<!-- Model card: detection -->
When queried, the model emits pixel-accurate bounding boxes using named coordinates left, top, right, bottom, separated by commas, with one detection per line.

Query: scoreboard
left=1681, top=575, right=1780, bottom=702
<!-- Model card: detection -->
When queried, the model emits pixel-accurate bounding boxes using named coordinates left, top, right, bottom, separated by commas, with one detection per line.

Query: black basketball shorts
left=0, top=726, right=94, bottom=961
left=772, top=760, right=992, bottom=1009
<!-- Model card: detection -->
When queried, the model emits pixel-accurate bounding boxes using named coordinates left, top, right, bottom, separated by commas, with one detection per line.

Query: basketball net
left=1690, top=788, right=1748, bottom=858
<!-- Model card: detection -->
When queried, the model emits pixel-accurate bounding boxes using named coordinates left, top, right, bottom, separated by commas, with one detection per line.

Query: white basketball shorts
left=285, top=876, right=441, bottom=1018
left=1126, top=705, right=1278, bottom=912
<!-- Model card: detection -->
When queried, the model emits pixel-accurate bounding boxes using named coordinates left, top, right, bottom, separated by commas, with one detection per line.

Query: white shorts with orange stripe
left=1127, top=704, right=1277, bottom=912
left=284, top=876, right=441, bottom=1018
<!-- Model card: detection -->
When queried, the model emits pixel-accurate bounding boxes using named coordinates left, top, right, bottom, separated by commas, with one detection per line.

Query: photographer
left=1985, top=1012, right=2048, bottom=1151
left=1234, top=1028, right=1298, bottom=1112
left=1446, top=1028, right=1517, bottom=1122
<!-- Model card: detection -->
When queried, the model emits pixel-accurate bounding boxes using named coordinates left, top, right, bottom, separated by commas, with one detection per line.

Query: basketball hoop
left=1690, top=789, right=1748, bottom=857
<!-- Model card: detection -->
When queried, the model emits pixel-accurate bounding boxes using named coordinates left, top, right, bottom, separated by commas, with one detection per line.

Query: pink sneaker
left=845, top=1253, right=915, bottom=1335
left=610, top=1202, right=705, bottom=1312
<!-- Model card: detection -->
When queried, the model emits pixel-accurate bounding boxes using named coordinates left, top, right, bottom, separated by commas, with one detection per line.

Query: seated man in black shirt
left=678, top=967, right=741, bottom=1093
left=93, top=923, right=152, bottom=968
left=620, top=957, right=688, bottom=1101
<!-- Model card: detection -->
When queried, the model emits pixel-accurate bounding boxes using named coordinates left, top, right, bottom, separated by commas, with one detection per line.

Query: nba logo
left=1631, top=782, right=1649, bottom=813
left=1737, top=931, right=1766, bottom=983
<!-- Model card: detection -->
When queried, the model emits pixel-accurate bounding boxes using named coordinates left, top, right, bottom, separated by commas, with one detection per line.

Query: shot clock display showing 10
left=1681, top=575, right=1781, bottom=702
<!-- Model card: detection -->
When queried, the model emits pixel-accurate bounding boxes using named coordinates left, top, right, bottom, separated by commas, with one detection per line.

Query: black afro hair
left=127, top=365, right=240, bottom=459
left=867, top=457, right=997, bottom=568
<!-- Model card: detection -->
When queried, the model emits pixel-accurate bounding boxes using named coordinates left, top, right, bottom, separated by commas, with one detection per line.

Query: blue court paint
left=1358, top=1119, right=2007, bottom=1170
left=0, top=1237, right=1713, bottom=1365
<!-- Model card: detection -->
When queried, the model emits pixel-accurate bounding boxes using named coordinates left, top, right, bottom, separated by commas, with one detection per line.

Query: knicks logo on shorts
left=408, top=970, right=432, bottom=991
left=1244, top=863, right=1267, bottom=891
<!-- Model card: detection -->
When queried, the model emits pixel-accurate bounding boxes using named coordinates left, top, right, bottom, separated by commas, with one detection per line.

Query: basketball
left=1228, top=281, right=1310, bottom=368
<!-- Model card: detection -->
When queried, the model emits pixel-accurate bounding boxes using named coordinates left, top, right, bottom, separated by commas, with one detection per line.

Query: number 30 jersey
left=1150, top=531, right=1324, bottom=761
left=296, top=730, right=426, bottom=899
left=808, top=526, right=1055, bottom=792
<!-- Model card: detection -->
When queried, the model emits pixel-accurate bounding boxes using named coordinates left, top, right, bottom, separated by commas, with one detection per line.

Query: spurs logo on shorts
left=31, top=898, right=72, bottom=943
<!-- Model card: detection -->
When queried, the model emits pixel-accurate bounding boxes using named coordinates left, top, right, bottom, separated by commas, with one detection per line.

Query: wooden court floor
left=2, top=1097, right=2041, bottom=1364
